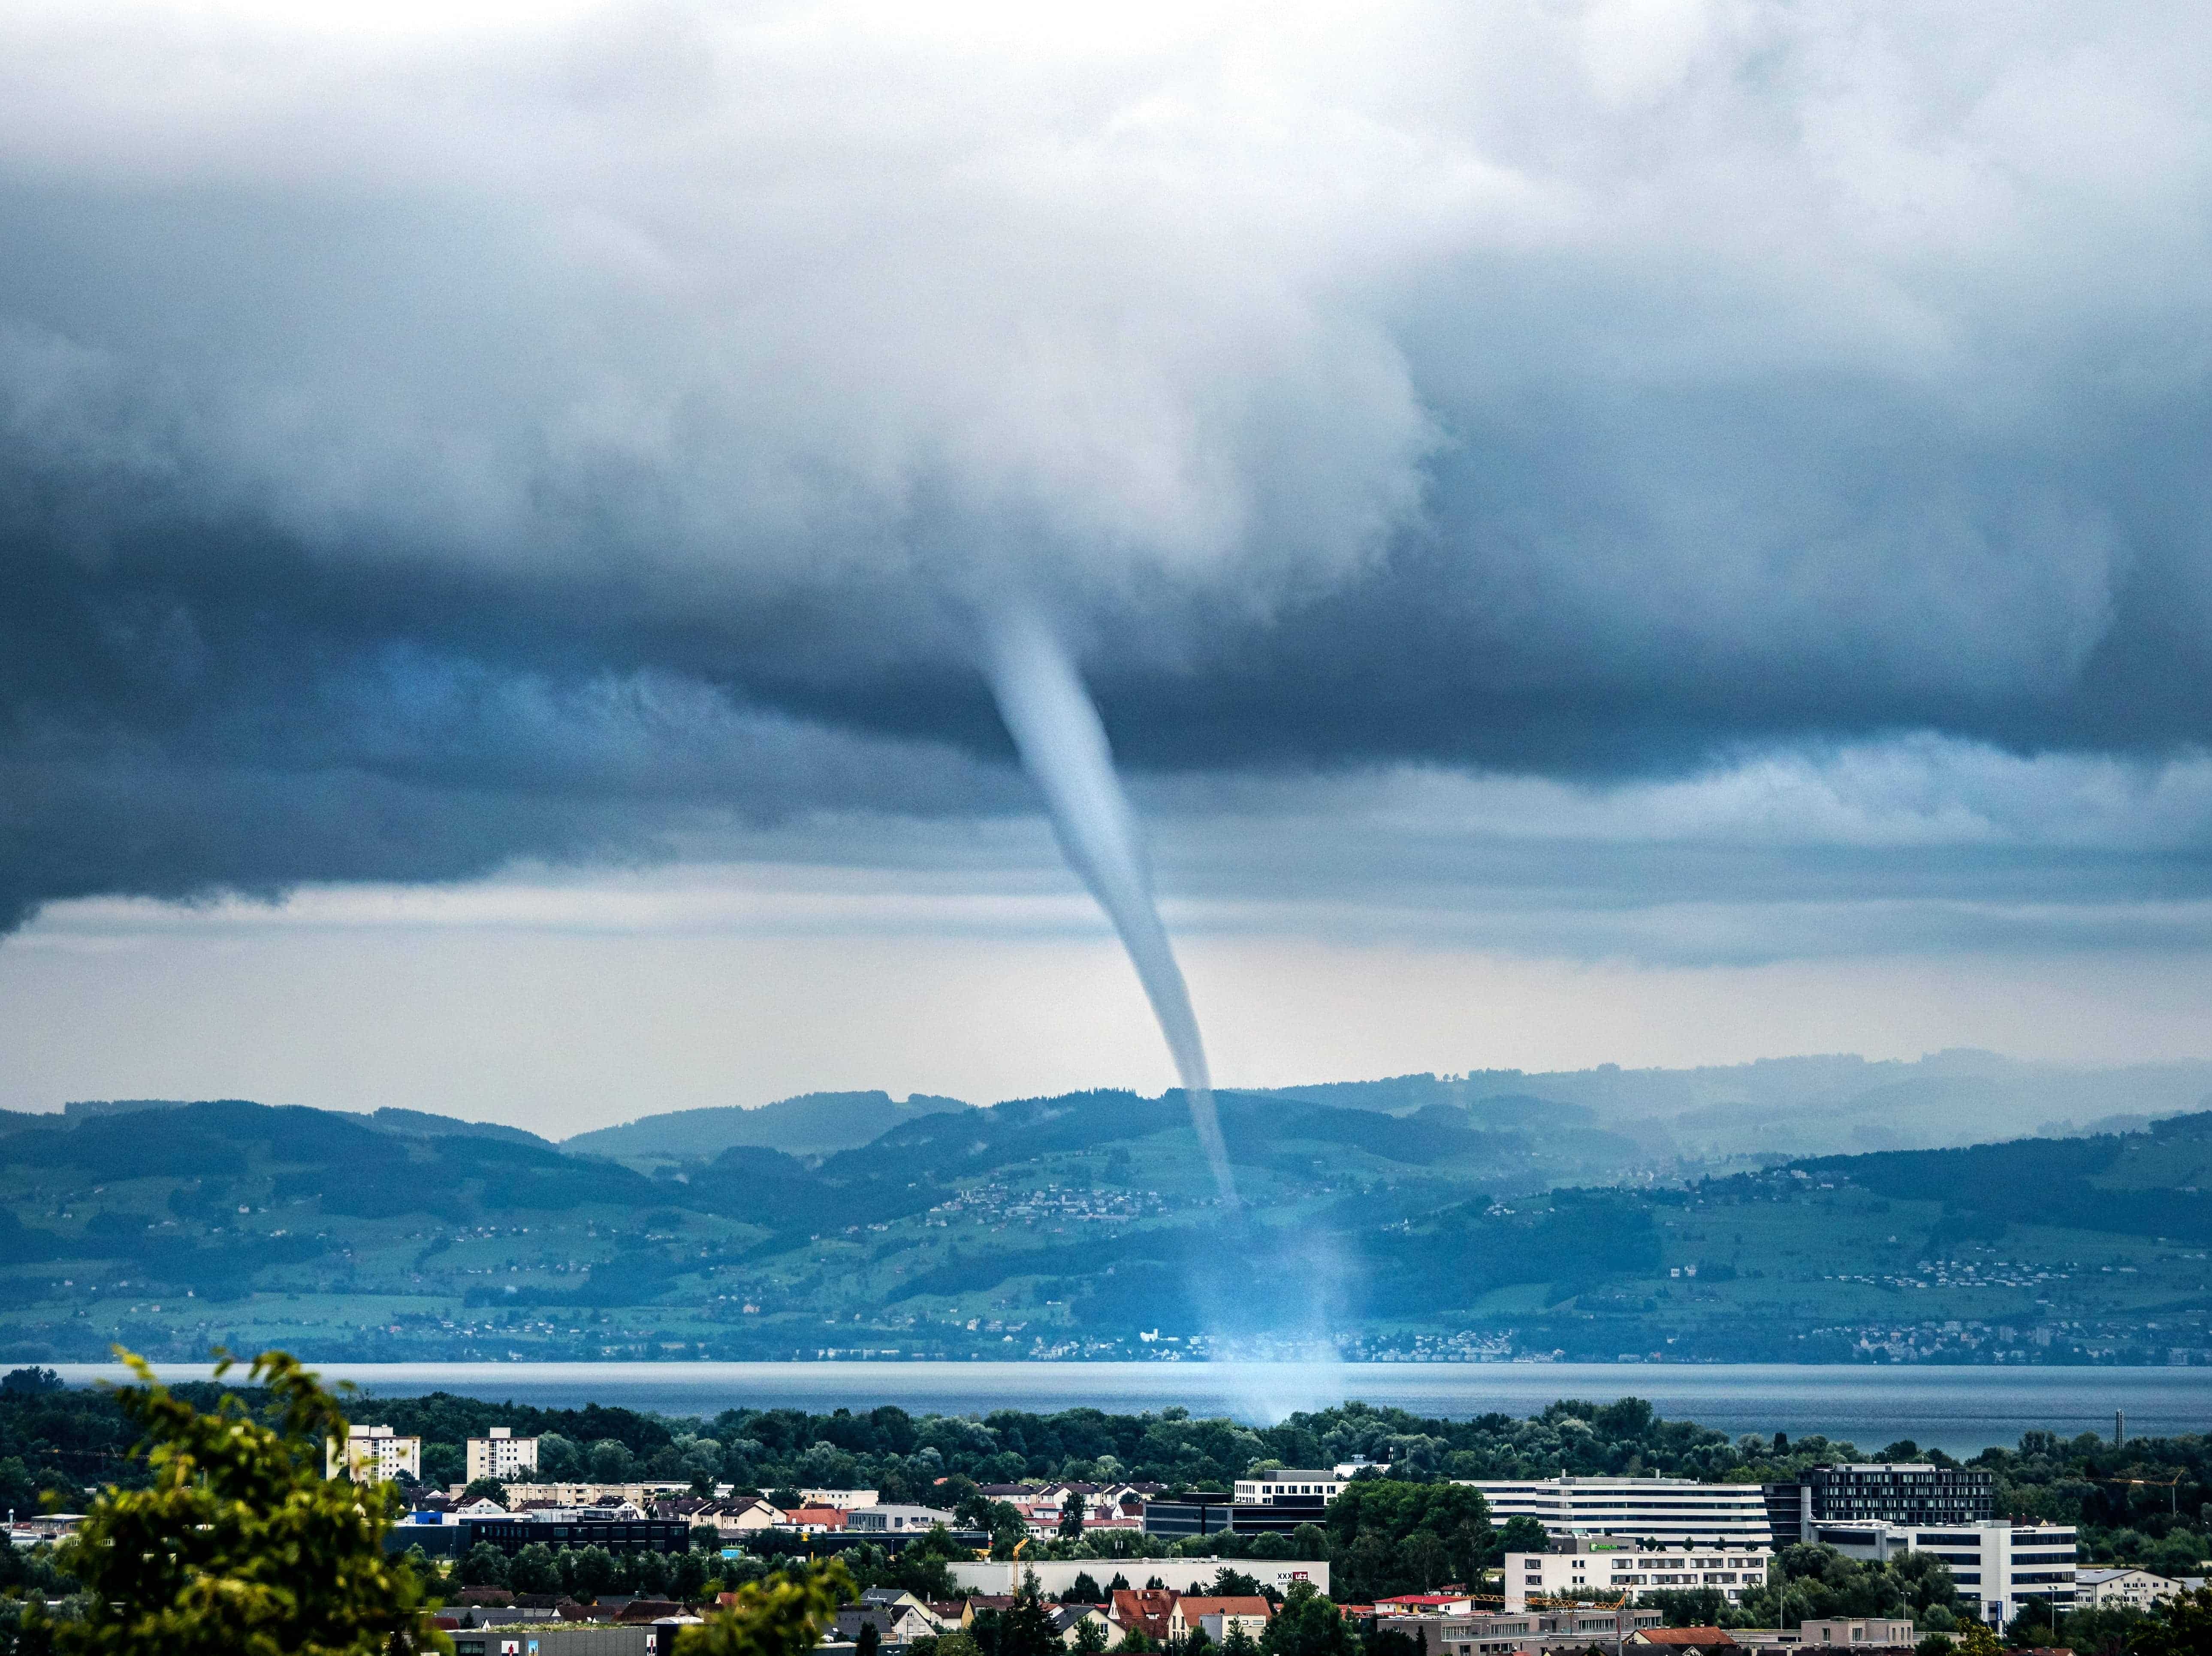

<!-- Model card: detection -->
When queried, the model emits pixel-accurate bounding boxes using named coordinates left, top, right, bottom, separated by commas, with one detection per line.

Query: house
left=453, top=1497, right=508, bottom=1517
left=465, top=1428, right=540, bottom=1485
left=833, top=1608, right=900, bottom=1649
left=707, top=1497, right=786, bottom=1537
left=1171, top=1597, right=1272, bottom=1642
left=2076, top=1568, right=2184, bottom=1610
left=326, top=1424, right=421, bottom=1484
left=1052, top=1606, right=1114, bottom=1649
left=859, top=1590, right=945, bottom=1643
left=782, top=1506, right=850, bottom=1534
left=1627, top=1631, right=1740, bottom=1655
left=1111, top=1590, right=1179, bottom=1643
left=805, top=1489, right=882, bottom=1510
left=960, top=1596, right=1019, bottom=1629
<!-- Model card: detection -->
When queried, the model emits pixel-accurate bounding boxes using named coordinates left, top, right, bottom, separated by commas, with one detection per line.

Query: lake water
left=47, top=1361, right=2212, bottom=1455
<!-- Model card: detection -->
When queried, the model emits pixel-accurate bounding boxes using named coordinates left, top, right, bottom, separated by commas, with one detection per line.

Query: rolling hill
left=0, top=1075, right=2207, bottom=1365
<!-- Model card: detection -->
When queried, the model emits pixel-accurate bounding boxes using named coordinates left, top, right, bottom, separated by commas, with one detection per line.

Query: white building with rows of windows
left=464, top=1427, right=539, bottom=1485
left=1464, top=1477, right=1775, bottom=1547
left=1811, top=1520, right=2078, bottom=1629
left=1506, top=1537, right=1773, bottom=1611
left=1234, top=1469, right=1350, bottom=1505
left=326, top=1424, right=421, bottom=1484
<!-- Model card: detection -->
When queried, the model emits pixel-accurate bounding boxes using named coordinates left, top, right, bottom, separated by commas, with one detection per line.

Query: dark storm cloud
left=4, top=0, right=2212, bottom=934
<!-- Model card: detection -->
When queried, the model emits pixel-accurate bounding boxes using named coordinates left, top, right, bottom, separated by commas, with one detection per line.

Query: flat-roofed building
left=465, top=1427, right=539, bottom=1486
left=327, top=1424, right=421, bottom=1484
left=1811, top=1520, right=2077, bottom=1629
left=1764, top=1466, right=1994, bottom=1546
left=1799, top=1619, right=1917, bottom=1646
left=1379, top=1606, right=1664, bottom=1656
left=1506, top=1536, right=1773, bottom=1611
left=1465, top=1477, right=1774, bottom=1547
left=846, top=1503, right=957, bottom=1534
left=1234, top=1469, right=1350, bottom=1505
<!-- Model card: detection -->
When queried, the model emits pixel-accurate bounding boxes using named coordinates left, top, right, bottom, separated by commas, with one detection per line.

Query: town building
left=1465, top=1478, right=1774, bottom=1547
left=948, top=1559, right=1330, bottom=1599
left=1171, top=1597, right=1272, bottom=1641
left=779, top=1505, right=848, bottom=1534
left=1373, top=1595, right=1480, bottom=1617
left=845, top=1503, right=956, bottom=1534
left=1809, top=1520, right=2077, bottom=1628
left=1050, top=1605, right=1114, bottom=1649
left=1372, top=1605, right=1665, bottom=1655
left=1763, top=1467, right=1994, bottom=1546
left=1234, top=1469, right=1349, bottom=1505
left=802, top=1489, right=881, bottom=1509
left=1626, top=1631, right=1738, bottom=1653
left=465, top=1427, right=539, bottom=1486
left=1506, top=1537, right=1773, bottom=1611
left=1799, top=1619, right=1918, bottom=1646
left=327, top=1424, right=422, bottom=1484
left=1142, top=1492, right=1237, bottom=1539
left=456, top=1513, right=693, bottom=1556
left=1110, top=1588, right=1178, bottom=1643
left=462, top=1481, right=693, bottom=1508
left=2076, top=1568, right=2186, bottom=1610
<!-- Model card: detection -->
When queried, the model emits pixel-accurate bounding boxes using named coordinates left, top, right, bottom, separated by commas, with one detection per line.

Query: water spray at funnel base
left=981, top=605, right=1239, bottom=1213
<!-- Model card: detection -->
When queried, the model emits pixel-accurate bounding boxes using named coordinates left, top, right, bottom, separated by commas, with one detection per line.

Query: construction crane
left=2101, top=1472, right=2185, bottom=1514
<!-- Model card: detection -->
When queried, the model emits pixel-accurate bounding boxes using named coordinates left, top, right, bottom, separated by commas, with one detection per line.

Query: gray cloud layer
left=4, top=0, right=2211, bottom=938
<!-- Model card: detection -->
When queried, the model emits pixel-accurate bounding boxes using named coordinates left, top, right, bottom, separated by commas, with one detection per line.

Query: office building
left=465, top=1427, right=539, bottom=1485
left=1234, top=1469, right=1351, bottom=1505
left=1505, top=1536, right=1772, bottom=1611
left=1463, top=1477, right=1774, bottom=1546
left=845, top=1503, right=957, bottom=1534
left=1379, top=1606, right=1665, bottom=1656
left=326, top=1424, right=421, bottom=1484
left=1143, top=1493, right=1236, bottom=1538
left=1811, top=1520, right=2077, bottom=1628
left=1764, top=1466, right=1993, bottom=1546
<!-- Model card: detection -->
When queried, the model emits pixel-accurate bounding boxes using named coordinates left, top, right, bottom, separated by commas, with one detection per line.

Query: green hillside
left=562, top=1091, right=974, bottom=1169
left=0, top=1085, right=2207, bottom=1363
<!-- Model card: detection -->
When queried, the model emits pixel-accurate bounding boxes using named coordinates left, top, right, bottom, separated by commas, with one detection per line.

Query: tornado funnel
left=981, top=604, right=1239, bottom=1211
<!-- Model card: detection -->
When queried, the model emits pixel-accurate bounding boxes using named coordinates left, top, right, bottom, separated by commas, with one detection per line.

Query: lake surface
left=48, top=1361, right=2212, bottom=1454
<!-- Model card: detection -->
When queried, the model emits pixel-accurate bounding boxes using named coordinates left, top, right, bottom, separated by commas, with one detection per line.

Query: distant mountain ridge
left=41, top=1049, right=2212, bottom=1175
left=561, top=1090, right=973, bottom=1166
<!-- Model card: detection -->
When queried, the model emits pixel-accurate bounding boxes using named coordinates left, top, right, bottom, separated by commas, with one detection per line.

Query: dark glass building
left=1763, top=1465, right=1994, bottom=1546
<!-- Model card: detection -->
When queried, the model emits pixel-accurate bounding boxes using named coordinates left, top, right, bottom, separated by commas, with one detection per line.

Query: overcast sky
left=5, top=0, right=2212, bottom=1133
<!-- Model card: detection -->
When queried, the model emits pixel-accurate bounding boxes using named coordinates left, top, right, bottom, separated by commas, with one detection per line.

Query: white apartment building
left=327, top=1424, right=421, bottom=1484
left=1467, top=1477, right=1774, bottom=1547
left=2077, top=1568, right=2185, bottom=1610
left=801, top=1488, right=880, bottom=1508
left=1812, top=1520, right=2078, bottom=1628
left=1506, top=1537, right=1772, bottom=1611
left=1234, top=1469, right=1348, bottom=1505
left=465, top=1427, right=539, bottom=1485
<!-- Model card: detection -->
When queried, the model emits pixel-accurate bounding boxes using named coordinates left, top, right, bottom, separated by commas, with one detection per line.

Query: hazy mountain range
left=0, top=1050, right=2206, bottom=1366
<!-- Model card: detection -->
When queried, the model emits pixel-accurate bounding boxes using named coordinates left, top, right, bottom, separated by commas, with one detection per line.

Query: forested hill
left=0, top=1092, right=2208, bottom=1363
